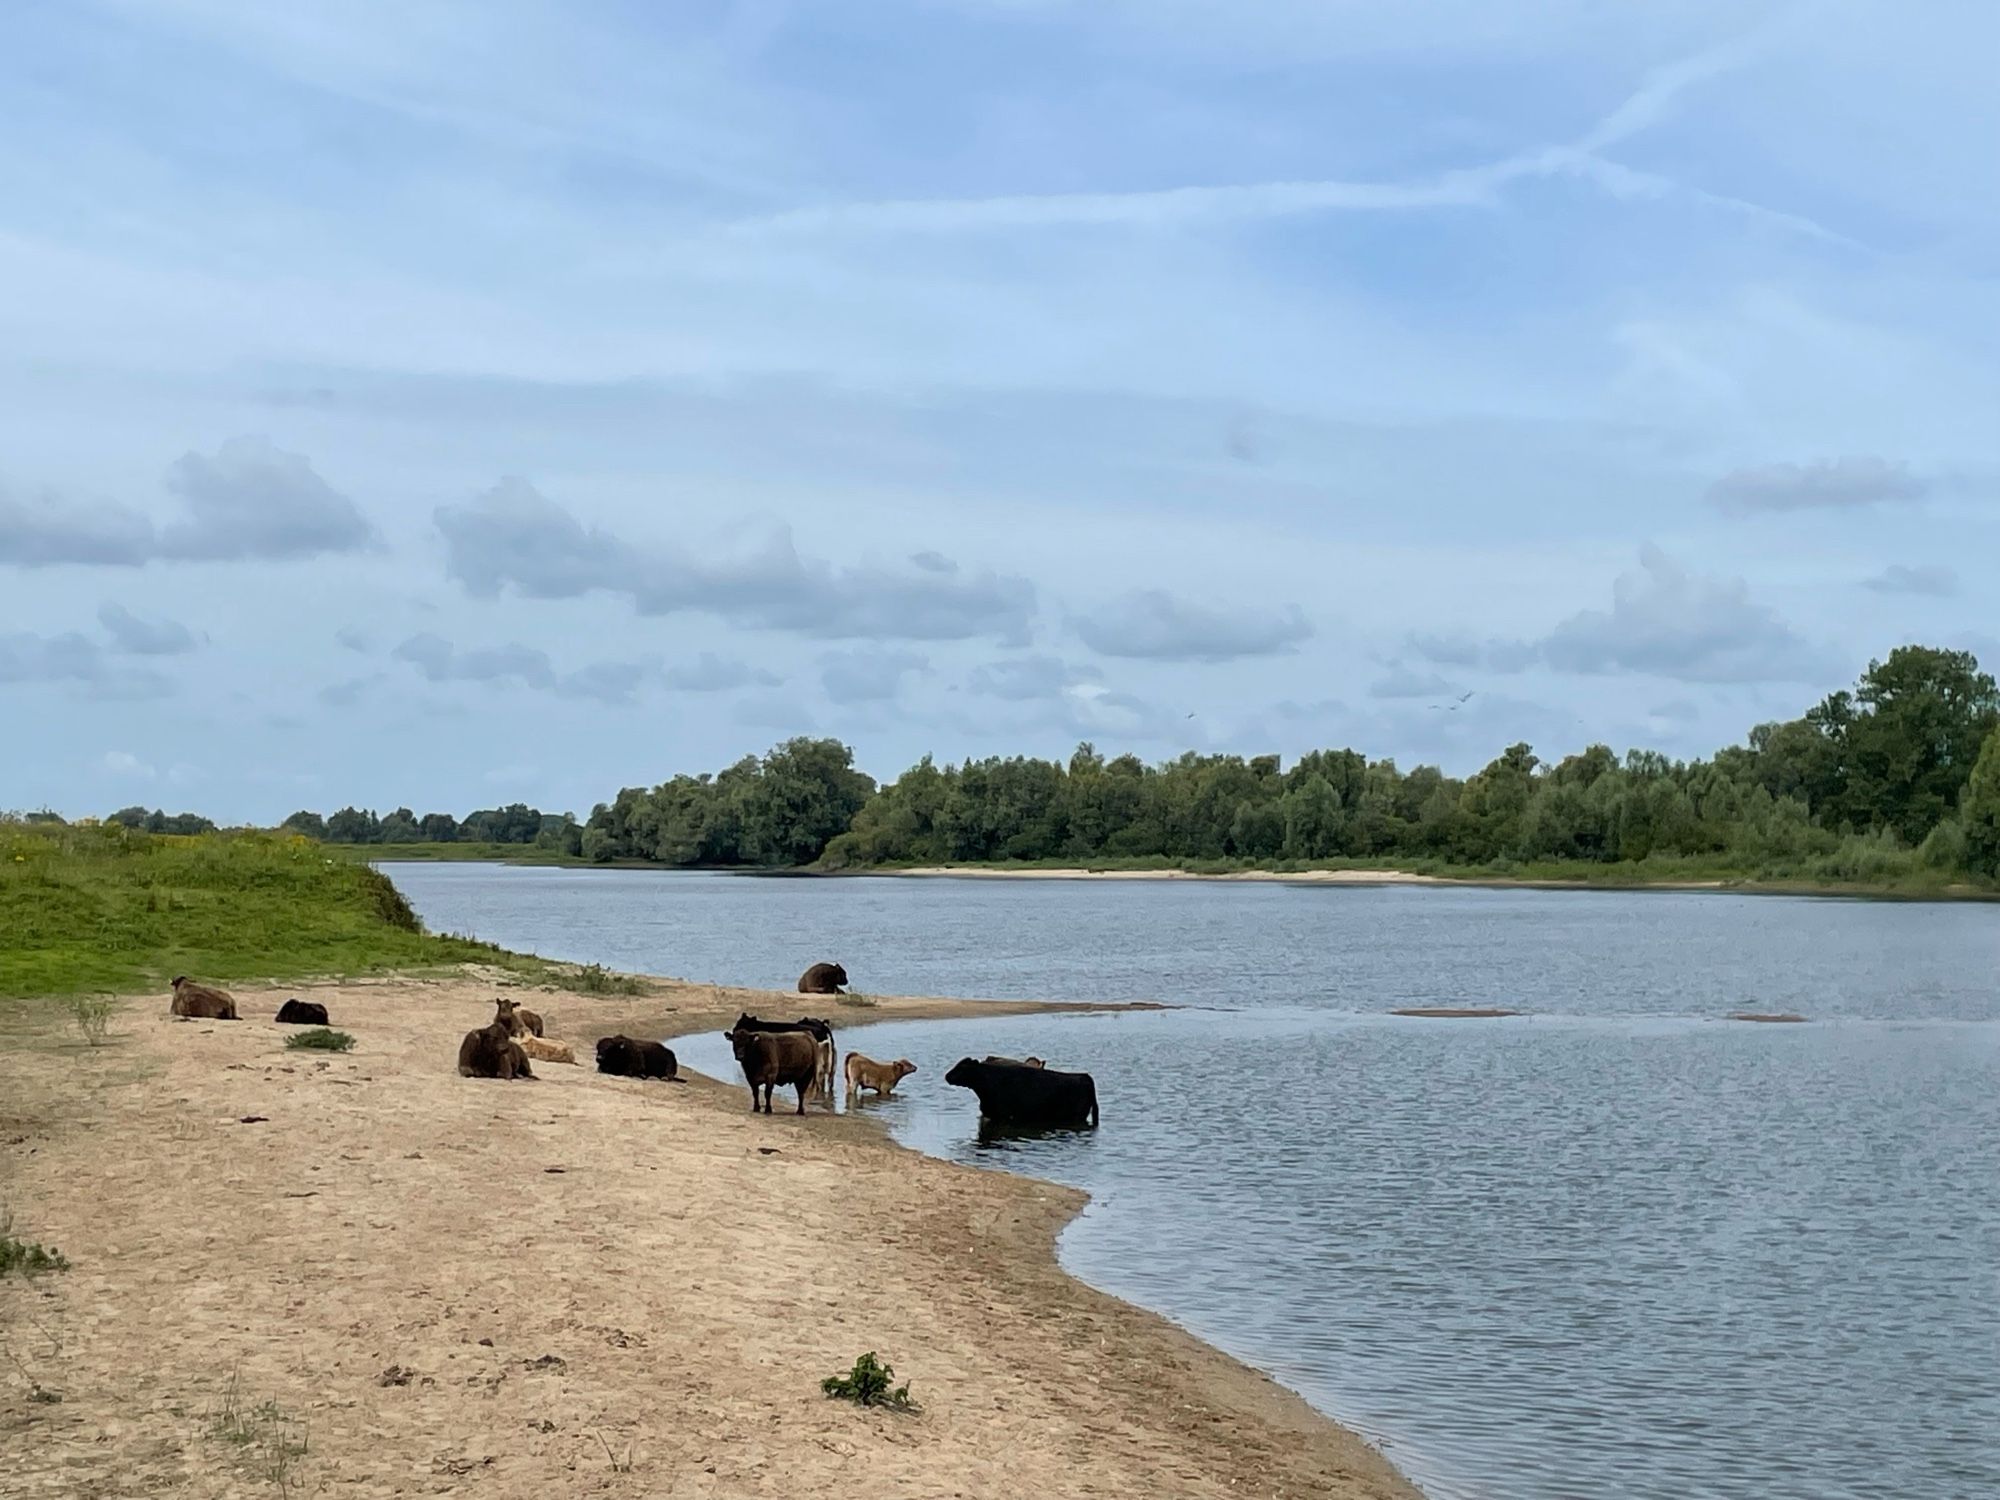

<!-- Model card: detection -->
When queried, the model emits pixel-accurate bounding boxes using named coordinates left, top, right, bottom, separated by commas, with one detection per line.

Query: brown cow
left=981, top=1055, right=1045, bottom=1069
left=170, top=976, right=238, bottom=1020
left=797, top=962, right=848, bottom=995
left=458, top=1020, right=535, bottom=1080
left=725, top=1028, right=818, bottom=1115
left=844, top=1052, right=917, bottom=1097
left=492, top=997, right=544, bottom=1038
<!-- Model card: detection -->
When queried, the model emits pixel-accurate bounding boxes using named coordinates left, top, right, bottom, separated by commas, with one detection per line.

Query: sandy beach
left=886, top=865, right=1451, bottom=886
left=1, top=971, right=1420, bottom=1499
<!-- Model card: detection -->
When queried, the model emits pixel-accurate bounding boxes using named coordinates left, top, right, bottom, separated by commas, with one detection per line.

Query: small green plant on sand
left=0, top=1215, right=70, bottom=1277
left=65, top=994, right=117, bottom=1046
left=283, top=1028, right=355, bottom=1053
left=821, top=1351, right=916, bottom=1410
left=569, top=962, right=642, bottom=996
left=834, top=990, right=877, bottom=1008
left=206, top=1370, right=310, bottom=1495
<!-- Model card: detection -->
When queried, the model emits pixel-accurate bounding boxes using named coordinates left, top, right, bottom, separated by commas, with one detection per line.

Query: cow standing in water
left=731, top=1012, right=837, bottom=1103
left=945, top=1057, right=1099, bottom=1128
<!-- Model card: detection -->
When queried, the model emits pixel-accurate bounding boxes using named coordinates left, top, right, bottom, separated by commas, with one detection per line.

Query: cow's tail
left=1088, top=1083, right=1100, bottom=1128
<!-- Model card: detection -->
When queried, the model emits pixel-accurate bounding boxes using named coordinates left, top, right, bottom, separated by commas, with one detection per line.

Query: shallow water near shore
left=389, top=862, right=2000, bottom=1500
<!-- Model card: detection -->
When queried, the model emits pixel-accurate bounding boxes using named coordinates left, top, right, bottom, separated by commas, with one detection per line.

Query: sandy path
left=1, top=973, right=1418, bottom=1499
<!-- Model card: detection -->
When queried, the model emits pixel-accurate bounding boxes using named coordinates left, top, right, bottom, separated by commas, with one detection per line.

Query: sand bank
left=886, top=865, right=1450, bottom=886
left=1, top=971, right=1418, bottom=1499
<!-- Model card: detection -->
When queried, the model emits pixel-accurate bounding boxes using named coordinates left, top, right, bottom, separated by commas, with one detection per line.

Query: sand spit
left=1390, top=1007, right=1521, bottom=1019
left=888, top=865, right=1450, bottom=886
left=1, top=971, right=1419, bottom=1500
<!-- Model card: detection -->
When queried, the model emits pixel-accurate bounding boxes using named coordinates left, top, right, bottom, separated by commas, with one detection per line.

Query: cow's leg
left=795, top=1080, right=808, bottom=1115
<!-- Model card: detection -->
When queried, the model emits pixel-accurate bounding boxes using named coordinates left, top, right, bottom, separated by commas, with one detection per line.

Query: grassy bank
left=0, top=822, right=551, bottom=998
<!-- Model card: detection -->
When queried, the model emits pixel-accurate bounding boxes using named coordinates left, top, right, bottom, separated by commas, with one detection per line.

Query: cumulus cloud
left=1708, top=455, right=1927, bottom=512
left=335, top=626, right=373, bottom=652
left=1862, top=563, right=1958, bottom=597
left=391, top=632, right=653, bottom=703
left=1538, top=546, right=1831, bottom=683
left=664, top=652, right=780, bottom=691
left=1072, top=589, right=1311, bottom=663
left=0, top=438, right=377, bottom=567
left=967, top=654, right=1102, bottom=701
left=819, top=648, right=928, bottom=704
left=436, top=479, right=1035, bottom=644
left=1369, top=664, right=1457, bottom=700
left=97, top=603, right=197, bottom=656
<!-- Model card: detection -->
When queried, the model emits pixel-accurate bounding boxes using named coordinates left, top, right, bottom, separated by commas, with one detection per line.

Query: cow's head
left=892, top=1059, right=917, bottom=1082
left=944, top=1057, right=979, bottom=1089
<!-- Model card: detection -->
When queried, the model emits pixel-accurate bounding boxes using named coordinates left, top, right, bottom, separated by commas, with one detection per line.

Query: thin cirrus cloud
left=0, top=438, right=378, bottom=567
left=1368, top=664, right=1458, bottom=701
left=1862, top=563, right=1958, bottom=597
left=391, top=632, right=653, bottom=704
left=967, top=654, right=1103, bottom=702
left=1072, top=589, right=1312, bottom=663
left=435, top=478, right=1036, bottom=645
left=1707, top=456, right=1927, bottom=513
left=1409, top=546, right=1834, bottom=685
left=663, top=652, right=781, bottom=692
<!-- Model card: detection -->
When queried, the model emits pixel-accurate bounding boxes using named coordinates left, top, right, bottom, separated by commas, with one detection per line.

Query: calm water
left=388, top=864, right=2000, bottom=1500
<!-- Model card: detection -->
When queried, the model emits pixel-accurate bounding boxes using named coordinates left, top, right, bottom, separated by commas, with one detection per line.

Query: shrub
left=284, top=1028, right=355, bottom=1053
left=821, top=1351, right=916, bottom=1410
left=570, top=962, right=641, bottom=996
left=834, top=990, right=878, bottom=1008
left=0, top=1225, right=70, bottom=1277
left=65, top=993, right=117, bottom=1045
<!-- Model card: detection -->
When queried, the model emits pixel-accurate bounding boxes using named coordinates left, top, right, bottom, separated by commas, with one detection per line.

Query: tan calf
left=844, top=1052, right=917, bottom=1097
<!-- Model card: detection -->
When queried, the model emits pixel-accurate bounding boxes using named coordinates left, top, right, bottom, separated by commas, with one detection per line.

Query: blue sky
left=4, top=0, right=1996, bottom=822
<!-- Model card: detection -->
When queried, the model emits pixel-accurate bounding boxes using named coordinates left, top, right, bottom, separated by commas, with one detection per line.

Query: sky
left=4, top=0, right=1997, bottom=823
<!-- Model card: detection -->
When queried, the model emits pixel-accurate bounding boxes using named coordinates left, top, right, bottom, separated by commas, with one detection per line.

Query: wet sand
left=1, top=971, right=1420, bottom=1499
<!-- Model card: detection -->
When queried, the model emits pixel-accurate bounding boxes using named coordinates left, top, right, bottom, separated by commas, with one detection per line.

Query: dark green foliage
left=108, top=806, right=218, bottom=835
left=1964, top=726, right=2000, bottom=878
left=0, top=1233, right=70, bottom=1277
left=356, top=866, right=421, bottom=932
left=821, top=1351, right=915, bottom=1410
left=287, top=802, right=579, bottom=852
left=283, top=1028, right=355, bottom=1052
left=569, top=962, right=643, bottom=995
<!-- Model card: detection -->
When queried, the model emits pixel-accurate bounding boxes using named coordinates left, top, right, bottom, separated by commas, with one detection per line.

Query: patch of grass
left=206, top=1370, right=311, bottom=1495
left=568, top=962, right=643, bottom=996
left=821, top=1351, right=917, bottom=1411
left=834, top=990, right=878, bottom=1008
left=0, top=822, right=562, bottom=998
left=283, top=1027, right=355, bottom=1053
left=64, top=992, right=117, bottom=1045
left=0, top=1213, right=70, bottom=1277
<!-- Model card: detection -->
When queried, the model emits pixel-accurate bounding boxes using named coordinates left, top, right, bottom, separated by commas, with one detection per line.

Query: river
left=385, top=862, right=2000, bottom=1500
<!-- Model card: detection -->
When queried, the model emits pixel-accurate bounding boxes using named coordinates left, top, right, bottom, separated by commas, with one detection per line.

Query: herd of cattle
left=166, top=960, right=1102, bottom=1131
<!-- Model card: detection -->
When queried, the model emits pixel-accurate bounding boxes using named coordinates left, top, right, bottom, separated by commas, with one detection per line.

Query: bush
left=569, top=962, right=641, bottom=996
left=0, top=1219, right=69, bottom=1277
left=66, top=993, right=117, bottom=1045
left=284, top=1028, right=355, bottom=1053
left=821, top=1351, right=916, bottom=1410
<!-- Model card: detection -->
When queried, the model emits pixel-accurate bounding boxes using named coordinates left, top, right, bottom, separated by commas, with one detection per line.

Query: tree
left=738, top=738, right=876, bottom=866
left=1963, top=725, right=2000, bottom=877
left=283, top=810, right=327, bottom=839
left=324, top=806, right=379, bottom=843
left=1835, top=647, right=1999, bottom=845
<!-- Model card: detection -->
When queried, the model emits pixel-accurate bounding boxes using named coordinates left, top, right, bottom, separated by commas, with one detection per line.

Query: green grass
left=283, top=1027, right=355, bottom=1053
left=0, top=822, right=552, bottom=998
left=821, top=1351, right=916, bottom=1411
left=0, top=1212, right=70, bottom=1277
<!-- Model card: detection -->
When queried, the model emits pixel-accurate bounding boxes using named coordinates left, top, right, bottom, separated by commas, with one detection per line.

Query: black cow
left=724, top=1028, right=819, bottom=1115
left=594, top=1035, right=681, bottom=1080
left=274, top=999, right=330, bottom=1026
left=944, top=1056, right=1099, bottom=1128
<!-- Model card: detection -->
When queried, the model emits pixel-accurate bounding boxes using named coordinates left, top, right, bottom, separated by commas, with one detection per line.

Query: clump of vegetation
left=283, top=1028, right=355, bottom=1053
left=206, top=1370, right=310, bottom=1495
left=569, top=962, right=642, bottom=996
left=0, top=822, right=557, bottom=998
left=0, top=1215, right=70, bottom=1277
left=821, top=1351, right=916, bottom=1410
left=834, top=990, right=878, bottom=1008
left=64, top=993, right=117, bottom=1045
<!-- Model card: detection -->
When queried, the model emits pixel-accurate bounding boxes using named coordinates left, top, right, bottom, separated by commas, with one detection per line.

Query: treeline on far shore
left=31, top=644, right=2000, bottom=890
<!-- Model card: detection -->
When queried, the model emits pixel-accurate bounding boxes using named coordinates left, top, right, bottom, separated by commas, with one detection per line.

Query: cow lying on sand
left=517, top=1034, right=576, bottom=1064
left=274, top=999, right=329, bottom=1026
left=844, top=1053, right=916, bottom=1097
left=595, top=1035, right=682, bottom=1080
left=945, top=1056, right=1098, bottom=1128
left=982, top=1055, right=1044, bottom=1069
left=725, top=1028, right=818, bottom=1115
left=798, top=962, right=848, bottom=995
left=732, top=1012, right=836, bottom=1102
left=458, top=1019, right=535, bottom=1080
left=170, top=976, right=238, bottom=1020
